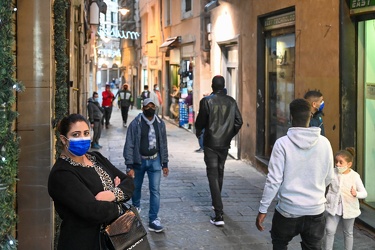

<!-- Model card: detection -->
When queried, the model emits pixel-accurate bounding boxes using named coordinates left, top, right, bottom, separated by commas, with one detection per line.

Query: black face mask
left=143, top=109, right=155, bottom=118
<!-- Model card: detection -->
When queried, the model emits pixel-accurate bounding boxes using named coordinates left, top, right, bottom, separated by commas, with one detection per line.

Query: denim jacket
left=123, top=113, right=168, bottom=168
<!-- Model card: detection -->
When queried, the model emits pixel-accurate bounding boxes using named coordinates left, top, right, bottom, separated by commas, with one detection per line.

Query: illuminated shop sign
left=98, top=48, right=121, bottom=58
left=98, top=25, right=140, bottom=40
left=350, top=0, right=375, bottom=14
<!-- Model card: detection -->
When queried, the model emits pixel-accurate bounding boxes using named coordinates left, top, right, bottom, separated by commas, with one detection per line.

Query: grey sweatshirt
left=259, top=127, right=334, bottom=216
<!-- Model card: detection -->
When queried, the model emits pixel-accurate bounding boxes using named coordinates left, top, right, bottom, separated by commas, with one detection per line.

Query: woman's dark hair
left=57, top=114, right=89, bottom=136
left=335, top=147, right=356, bottom=166
left=289, top=98, right=311, bottom=127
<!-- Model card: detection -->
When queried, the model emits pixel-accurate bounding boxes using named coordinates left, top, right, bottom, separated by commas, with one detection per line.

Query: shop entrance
left=260, top=31, right=295, bottom=158
left=221, top=44, right=239, bottom=159
left=256, top=11, right=295, bottom=160
left=357, top=19, right=375, bottom=209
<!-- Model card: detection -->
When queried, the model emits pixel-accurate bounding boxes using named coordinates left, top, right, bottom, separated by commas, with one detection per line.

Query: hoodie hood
left=88, top=97, right=99, bottom=104
left=287, top=127, right=321, bottom=150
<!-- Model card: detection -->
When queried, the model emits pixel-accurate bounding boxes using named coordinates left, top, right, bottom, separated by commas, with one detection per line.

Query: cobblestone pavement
left=94, top=104, right=375, bottom=250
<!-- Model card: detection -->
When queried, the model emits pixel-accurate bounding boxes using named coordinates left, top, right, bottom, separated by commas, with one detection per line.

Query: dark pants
left=102, top=106, right=112, bottom=126
left=198, top=129, right=205, bottom=149
left=203, top=147, right=228, bottom=215
left=92, top=120, right=102, bottom=145
left=271, top=209, right=326, bottom=250
left=120, top=106, right=130, bottom=124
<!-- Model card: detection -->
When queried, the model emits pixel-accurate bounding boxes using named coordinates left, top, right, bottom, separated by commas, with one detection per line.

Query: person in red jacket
left=102, top=84, right=114, bottom=129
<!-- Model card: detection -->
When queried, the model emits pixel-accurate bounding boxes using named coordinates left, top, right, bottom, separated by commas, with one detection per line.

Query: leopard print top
left=60, top=154, right=125, bottom=201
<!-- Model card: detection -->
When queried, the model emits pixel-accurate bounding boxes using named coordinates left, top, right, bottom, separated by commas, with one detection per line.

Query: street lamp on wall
left=204, top=0, right=220, bottom=12
left=119, top=8, right=129, bottom=16
left=89, top=1, right=100, bottom=25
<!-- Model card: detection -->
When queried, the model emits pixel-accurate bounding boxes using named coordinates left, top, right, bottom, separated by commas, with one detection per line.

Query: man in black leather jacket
left=195, top=75, right=243, bottom=226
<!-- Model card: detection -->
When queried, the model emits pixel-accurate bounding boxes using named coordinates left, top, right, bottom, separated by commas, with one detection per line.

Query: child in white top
left=324, top=147, right=367, bottom=250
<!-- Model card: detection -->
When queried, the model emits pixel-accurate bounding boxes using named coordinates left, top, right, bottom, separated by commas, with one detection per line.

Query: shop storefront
left=256, top=11, right=296, bottom=160
left=163, top=42, right=195, bottom=130
left=350, top=0, right=375, bottom=226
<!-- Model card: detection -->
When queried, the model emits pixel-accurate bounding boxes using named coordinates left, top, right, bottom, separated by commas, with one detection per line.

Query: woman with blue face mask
left=48, top=114, right=135, bottom=250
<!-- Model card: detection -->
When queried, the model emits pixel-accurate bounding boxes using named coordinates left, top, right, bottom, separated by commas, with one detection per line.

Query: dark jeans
left=120, top=106, right=130, bottom=124
left=198, top=129, right=205, bottom=149
left=271, top=209, right=326, bottom=250
left=102, top=106, right=112, bottom=126
left=203, top=147, right=228, bottom=215
left=92, top=120, right=102, bottom=145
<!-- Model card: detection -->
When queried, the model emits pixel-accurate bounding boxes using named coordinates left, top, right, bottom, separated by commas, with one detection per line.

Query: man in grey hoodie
left=256, top=98, right=333, bottom=249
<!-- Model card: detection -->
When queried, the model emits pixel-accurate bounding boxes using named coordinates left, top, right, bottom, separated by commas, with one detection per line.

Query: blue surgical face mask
left=65, top=136, right=91, bottom=156
left=94, top=97, right=99, bottom=102
left=318, top=101, right=325, bottom=112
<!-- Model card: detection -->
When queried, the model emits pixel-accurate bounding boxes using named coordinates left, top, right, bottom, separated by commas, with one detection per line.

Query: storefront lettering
left=351, top=0, right=374, bottom=8
left=265, top=14, right=295, bottom=27
left=264, top=12, right=295, bottom=30
left=97, top=26, right=140, bottom=40
left=98, top=48, right=121, bottom=58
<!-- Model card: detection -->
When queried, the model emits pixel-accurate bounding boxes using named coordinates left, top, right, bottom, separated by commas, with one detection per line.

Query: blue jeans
left=198, top=129, right=205, bottom=149
left=132, top=155, right=161, bottom=223
left=271, top=209, right=325, bottom=250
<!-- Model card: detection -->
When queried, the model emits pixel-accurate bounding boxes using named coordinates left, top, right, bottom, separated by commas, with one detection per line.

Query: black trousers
left=203, top=147, right=228, bottom=216
left=102, top=106, right=113, bottom=126
left=120, top=106, right=130, bottom=123
left=271, top=210, right=325, bottom=250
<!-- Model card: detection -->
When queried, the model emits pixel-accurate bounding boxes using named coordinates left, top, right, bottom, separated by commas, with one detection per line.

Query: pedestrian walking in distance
left=101, top=83, right=114, bottom=129
left=195, top=75, right=243, bottom=226
left=256, top=98, right=334, bottom=249
left=115, top=83, right=134, bottom=127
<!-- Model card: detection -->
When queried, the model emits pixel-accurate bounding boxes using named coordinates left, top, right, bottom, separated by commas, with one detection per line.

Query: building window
left=181, top=0, right=193, bottom=19
left=357, top=20, right=375, bottom=209
left=165, top=0, right=171, bottom=26
left=111, top=12, right=116, bottom=24
left=185, top=0, right=192, bottom=12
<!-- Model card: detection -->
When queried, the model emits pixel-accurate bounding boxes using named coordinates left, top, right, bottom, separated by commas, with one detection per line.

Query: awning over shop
left=160, top=36, right=181, bottom=49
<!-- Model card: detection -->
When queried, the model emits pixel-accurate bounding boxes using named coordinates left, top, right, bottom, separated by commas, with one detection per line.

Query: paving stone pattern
left=95, top=106, right=375, bottom=250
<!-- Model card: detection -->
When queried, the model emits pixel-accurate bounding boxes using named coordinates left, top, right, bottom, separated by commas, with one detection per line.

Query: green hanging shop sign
left=350, top=0, right=375, bottom=15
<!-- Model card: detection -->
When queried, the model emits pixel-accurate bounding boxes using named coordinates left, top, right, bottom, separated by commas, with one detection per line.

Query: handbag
left=101, top=203, right=147, bottom=250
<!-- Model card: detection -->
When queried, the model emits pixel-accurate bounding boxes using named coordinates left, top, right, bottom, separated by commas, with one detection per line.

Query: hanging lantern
left=89, top=1, right=100, bottom=26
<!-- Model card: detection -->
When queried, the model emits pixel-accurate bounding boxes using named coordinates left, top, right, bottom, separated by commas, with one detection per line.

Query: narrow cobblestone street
left=94, top=106, right=375, bottom=250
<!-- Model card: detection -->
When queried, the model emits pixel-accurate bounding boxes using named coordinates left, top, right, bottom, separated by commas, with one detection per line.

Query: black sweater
left=48, top=151, right=134, bottom=250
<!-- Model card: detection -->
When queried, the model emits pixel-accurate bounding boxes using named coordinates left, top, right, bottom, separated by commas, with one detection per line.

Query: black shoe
left=210, top=214, right=224, bottom=226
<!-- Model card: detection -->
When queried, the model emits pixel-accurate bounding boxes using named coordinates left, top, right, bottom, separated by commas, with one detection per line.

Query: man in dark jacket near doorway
left=195, top=75, right=243, bottom=226
left=87, top=92, right=103, bottom=149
